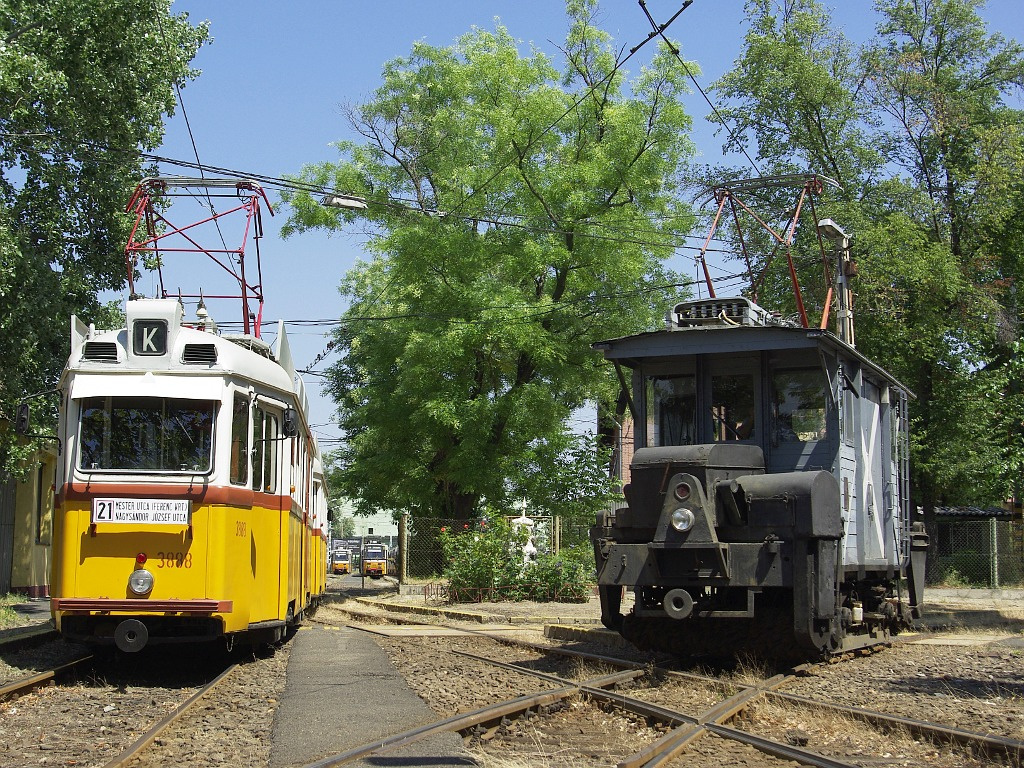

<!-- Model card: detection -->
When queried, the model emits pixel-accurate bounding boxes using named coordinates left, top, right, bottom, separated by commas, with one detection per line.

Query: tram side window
left=645, top=375, right=696, bottom=447
left=252, top=406, right=279, bottom=493
left=711, top=374, right=756, bottom=441
left=79, top=396, right=214, bottom=472
left=229, top=394, right=249, bottom=485
left=772, top=369, right=827, bottom=442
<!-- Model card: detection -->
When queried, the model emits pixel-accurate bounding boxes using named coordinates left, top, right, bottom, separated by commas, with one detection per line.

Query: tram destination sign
left=92, top=498, right=191, bottom=525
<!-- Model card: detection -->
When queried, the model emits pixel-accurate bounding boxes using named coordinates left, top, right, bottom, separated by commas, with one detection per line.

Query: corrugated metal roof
left=931, top=506, right=1013, bottom=519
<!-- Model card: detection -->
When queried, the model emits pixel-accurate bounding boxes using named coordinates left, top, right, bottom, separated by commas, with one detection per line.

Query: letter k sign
left=133, top=321, right=167, bottom=355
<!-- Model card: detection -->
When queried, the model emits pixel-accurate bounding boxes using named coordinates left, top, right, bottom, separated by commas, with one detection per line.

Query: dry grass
left=743, top=696, right=963, bottom=765
left=729, top=653, right=780, bottom=686
left=466, top=730, right=594, bottom=768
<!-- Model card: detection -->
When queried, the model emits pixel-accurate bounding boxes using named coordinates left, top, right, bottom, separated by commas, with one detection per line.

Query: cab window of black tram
left=710, top=374, right=756, bottom=441
left=79, top=396, right=214, bottom=472
left=771, top=370, right=827, bottom=442
left=645, top=375, right=696, bottom=447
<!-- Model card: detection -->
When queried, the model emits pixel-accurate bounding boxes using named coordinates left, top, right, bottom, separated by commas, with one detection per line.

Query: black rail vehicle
left=591, top=296, right=929, bottom=659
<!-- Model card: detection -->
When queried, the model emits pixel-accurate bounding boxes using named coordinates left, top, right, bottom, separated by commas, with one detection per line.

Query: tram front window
left=79, top=396, right=215, bottom=472
left=645, top=375, right=696, bottom=447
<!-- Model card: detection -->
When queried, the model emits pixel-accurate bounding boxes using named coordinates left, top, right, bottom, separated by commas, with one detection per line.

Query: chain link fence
left=927, top=517, right=1024, bottom=588
left=402, top=515, right=566, bottom=580
left=401, top=513, right=1024, bottom=589
left=399, top=514, right=603, bottom=582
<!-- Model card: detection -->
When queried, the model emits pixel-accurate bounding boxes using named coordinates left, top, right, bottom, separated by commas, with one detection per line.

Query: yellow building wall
left=12, top=448, right=55, bottom=598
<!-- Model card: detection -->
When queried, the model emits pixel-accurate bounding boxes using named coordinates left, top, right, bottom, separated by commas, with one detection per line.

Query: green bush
left=934, top=552, right=989, bottom=586
left=439, top=517, right=593, bottom=603
left=527, top=547, right=592, bottom=602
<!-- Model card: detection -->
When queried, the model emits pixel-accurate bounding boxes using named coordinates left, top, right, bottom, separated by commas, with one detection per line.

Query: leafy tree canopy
left=0, top=0, right=208, bottom=472
left=711, top=0, right=1024, bottom=508
left=284, top=0, right=698, bottom=522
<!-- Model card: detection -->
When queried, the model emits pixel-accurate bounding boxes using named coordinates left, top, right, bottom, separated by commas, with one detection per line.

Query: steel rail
left=301, top=641, right=649, bottom=768
left=450, top=641, right=856, bottom=768
left=340, top=615, right=861, bottom=767
left=337, top=614, right=970, bottom=766
left=586, top=673, right=858, bottom=768
left=100, top=662, right=240, bottom=768
left=706, top=723, right=860, bottom=768
left=769, top=689, right=1024, bottom=762
left=656, top=657, right=1024, bottom=762
left=451, top=647, right=646, bottom=689
left=303, top=687, right=579, bottom=768
left=612, top=689, right=858, bottom=768
left=0, top=654, right=93, bottom=701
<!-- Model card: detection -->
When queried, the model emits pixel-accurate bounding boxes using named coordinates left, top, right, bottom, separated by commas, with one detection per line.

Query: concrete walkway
left=270, top=624, right=475, bottom=768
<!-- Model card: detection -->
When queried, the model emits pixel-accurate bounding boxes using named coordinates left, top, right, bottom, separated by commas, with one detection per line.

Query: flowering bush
left=439, top=517, right=592, bottom=603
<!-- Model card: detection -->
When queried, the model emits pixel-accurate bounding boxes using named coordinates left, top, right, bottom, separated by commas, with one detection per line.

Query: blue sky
left=154, top=1, right=1023, bottom=448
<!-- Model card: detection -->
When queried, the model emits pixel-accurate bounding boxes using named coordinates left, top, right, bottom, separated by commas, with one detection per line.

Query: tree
left=284, top=1, right=697, bottom=521
left=859, top=0, right=1024, bottom=513
left=0, top=0, right=208, bottom=472
left=711, top=0, right=1024, bottom=523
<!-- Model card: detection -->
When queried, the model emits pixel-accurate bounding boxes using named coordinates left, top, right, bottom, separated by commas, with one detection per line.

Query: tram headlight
left=128, top=568, right=154, bottom=595
left=670, top=508, right=696, bottom=532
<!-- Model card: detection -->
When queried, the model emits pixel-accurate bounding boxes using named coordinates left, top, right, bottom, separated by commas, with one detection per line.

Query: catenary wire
left=637, top=0, right=761, bottom=175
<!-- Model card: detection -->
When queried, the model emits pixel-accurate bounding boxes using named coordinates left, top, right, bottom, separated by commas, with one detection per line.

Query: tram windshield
left=79, top=396, right=215, bottom=472
left=645, top=375, right=696, bottom=446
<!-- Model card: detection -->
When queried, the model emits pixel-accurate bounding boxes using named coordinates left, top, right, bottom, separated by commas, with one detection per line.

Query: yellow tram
left=360, top=543, right=389, bottom=578
left=47, top=178, right=329, bottom=652
left=331, top=549, right=351, bottom=575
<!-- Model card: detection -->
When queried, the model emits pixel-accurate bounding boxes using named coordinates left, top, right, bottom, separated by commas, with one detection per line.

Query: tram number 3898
left=154, top=552, right=193, bottom=569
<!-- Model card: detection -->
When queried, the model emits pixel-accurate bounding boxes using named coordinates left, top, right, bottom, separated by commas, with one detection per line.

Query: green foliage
left=440, top=517, right=529, bottom=599
left=711, top=0, right=1024, bottom=509
left=284, top=1, right=697, bottom=521
left=935, top=565, right=972, bottom=588
left=334, top=516, right=357, bottom=539
left=439, top=516, right=592, bottom=602
left=0, top=593, right=34, bottom=630
left=511, top=432, right=622, bottom=531
left=525, top=545, right=593, bottom=602
left=0, top=1, right=209, bottom=474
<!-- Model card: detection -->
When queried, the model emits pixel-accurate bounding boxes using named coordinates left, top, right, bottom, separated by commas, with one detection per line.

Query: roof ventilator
left=183, top=343, right=218, bottom=364
left=82, top=341, right=120, bottom=362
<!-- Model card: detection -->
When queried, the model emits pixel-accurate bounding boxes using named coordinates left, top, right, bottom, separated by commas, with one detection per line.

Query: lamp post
left=817, top=219, right=855, bottom=347
left=319, top=193, right=367, bottom=210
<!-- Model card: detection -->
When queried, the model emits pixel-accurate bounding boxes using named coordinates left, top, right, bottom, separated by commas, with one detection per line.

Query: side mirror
left=282, top=407, right=298, bottom=437
left=14, top=403, right=30, bottom=435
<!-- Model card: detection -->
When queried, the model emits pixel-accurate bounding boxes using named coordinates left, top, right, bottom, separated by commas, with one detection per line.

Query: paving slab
left=269, top=624, right=474, bottom=768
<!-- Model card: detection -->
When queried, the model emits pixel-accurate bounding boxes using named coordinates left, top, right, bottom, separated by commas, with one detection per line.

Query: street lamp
left=817, top=218, right=855, bottom=347
left=320, top=193, right=367, bottom=210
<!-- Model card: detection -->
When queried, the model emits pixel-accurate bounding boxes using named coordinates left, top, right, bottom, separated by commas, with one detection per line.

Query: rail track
left=309, top=603, right=1024, bottom=768
left=0, top=635, right=283, bottom=768
left=0, top=599, right=1019, bottom=766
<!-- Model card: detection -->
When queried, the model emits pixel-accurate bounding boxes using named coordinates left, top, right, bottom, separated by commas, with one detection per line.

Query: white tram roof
left=64, top=298, right=310, bottom=413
